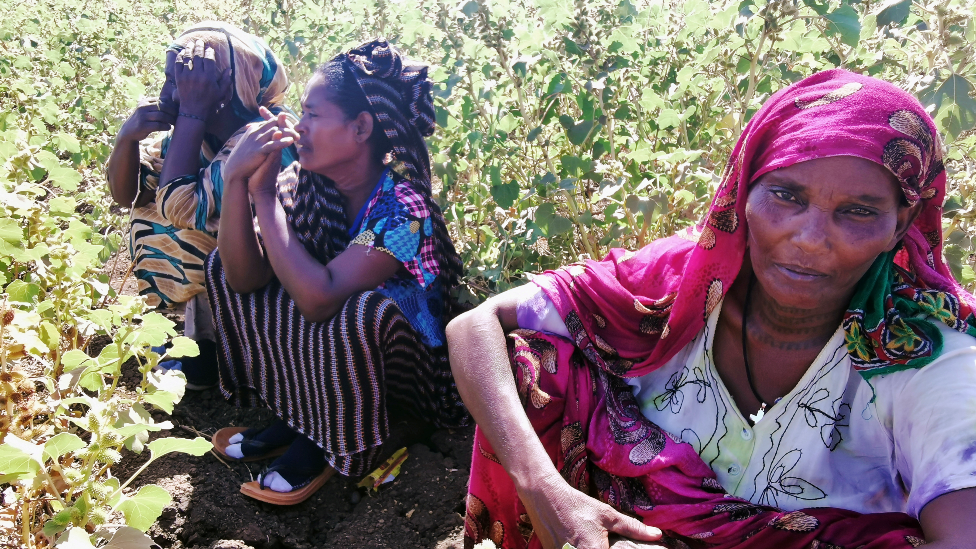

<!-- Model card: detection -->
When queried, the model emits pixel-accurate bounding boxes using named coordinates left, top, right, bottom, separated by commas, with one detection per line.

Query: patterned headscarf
left=340, top=40, right=463, bottom=314
left=168, top=21, right=289, bottom=120
left=532, top=69, right=976, bottom=381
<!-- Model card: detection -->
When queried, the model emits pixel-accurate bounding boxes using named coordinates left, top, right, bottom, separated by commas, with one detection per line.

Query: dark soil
left=106, top=248, right=475, bottom=549
left=114, top=374, right=475, bottom=549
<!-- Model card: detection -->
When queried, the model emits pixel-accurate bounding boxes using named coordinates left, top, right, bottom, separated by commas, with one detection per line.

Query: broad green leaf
left=115, top=420, right=174, bottom=441
left=166, top=336, right=199, bottom=358
left=657, top=109, right=681, bottom=130
left=6, top=279, right=41, bottom=305
left=491, top=181, right=520, bottom=209
left=61, top=349, right=92, bottom=372
left=55, top=132, right=81, bottom=154
left=115, top=484, right=171, bottom=532
left=548, top=215, right=573, bottom=236
left=874, top=0, right=911, bottom=27
left=824, top=5, right=861, bottom=48
left=147, top=437, right=213, bottom=460
left=0, top=218, right=23, bottom=243
left=0, top=440, right=37, bottom=476
left=38, top=321, right=60, bottom=351
left=43, top=433, right=86, bottom=462
left=919, top=74, right=976, bottom=141
left=142, top=389, right=180, bottom=413
left=49, top=196, right=77, bottom=216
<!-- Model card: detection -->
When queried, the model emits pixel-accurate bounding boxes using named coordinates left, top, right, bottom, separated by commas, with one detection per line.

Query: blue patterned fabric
left=350, top=171, right=446, bottom=347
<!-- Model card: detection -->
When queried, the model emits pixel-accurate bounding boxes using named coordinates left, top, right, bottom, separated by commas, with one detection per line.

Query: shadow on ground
left=116, top=382, right=475, bottom=549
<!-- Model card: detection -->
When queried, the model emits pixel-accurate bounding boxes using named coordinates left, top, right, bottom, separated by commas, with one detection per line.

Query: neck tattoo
left=742, top=276, right=775, bottom=424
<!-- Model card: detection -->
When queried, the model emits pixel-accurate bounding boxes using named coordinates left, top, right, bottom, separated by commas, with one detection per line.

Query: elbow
left=293, top=291, right=339, bottom=324
left=446, top=312, right=472, bottom=347
left=224, top=269, right=269, bottom=295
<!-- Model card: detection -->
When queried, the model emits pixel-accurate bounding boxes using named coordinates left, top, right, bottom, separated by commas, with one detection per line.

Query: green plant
left=1, top=0, right=974, bottom=545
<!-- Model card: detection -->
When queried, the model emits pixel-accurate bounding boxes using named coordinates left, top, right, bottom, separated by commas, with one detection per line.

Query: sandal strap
left=258, top=463, right=324, bottom=491
left=236, top=426, right=293, bottom=458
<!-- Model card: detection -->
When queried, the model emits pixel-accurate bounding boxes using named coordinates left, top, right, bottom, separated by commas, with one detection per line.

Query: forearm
left=217, top=180, right=273, bottom=293
left=446, top=302, right=561, bottom=490
left=158, top=116, right=206, bottom=191
left=251, top=190, right=341, bottom=319
left=106, top=137, right=150, bottom=207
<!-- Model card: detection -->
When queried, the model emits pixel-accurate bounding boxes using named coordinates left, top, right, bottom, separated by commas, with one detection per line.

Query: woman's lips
left=774, top=263, right=829, bottom=281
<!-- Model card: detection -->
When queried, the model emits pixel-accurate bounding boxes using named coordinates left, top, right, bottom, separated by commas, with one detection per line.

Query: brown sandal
left=240, top=466, right=336, bottom=505
left=212, top=427, right=291, bottom=462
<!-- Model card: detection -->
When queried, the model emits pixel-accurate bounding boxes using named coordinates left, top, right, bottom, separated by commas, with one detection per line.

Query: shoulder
left=870, top=320, right=976, bottom=424
left=381, top=171, right=431, bottom=219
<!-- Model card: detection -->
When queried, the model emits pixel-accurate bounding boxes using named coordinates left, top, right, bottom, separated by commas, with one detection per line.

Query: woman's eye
left=771, top=189, right=797, bottom=203
left=847, top=207, right=875, bottom=217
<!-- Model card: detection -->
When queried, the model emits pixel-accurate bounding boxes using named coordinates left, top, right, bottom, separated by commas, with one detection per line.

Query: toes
left=257, top=472, right=294, bottom=493
left=225, top=443, right=244, bottom=459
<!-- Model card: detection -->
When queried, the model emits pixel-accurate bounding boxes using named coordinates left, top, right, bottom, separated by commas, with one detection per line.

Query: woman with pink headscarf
left=447, top=70, right=976, bottom=548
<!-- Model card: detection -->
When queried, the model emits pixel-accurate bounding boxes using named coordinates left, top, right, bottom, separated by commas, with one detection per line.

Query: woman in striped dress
left=205, top=40, right=468, bottom=504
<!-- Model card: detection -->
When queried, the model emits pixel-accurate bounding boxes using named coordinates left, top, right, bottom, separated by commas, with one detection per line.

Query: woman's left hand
left=173, top=39, right=231, bottom=120
left=223, top=107, right=297, bottom=191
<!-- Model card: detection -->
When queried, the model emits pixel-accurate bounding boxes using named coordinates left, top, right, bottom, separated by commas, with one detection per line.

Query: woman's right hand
left=517, top=471, right=663, bottom=549
left=116, top=98, right=176, bottom=143
left=223, top=107, right=297, bottom=186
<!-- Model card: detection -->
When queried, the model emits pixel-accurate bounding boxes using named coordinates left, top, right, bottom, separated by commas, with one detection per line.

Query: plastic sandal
left=212, top=427, right=291, bottom=462
left=240, top=464, right=336, bottom=505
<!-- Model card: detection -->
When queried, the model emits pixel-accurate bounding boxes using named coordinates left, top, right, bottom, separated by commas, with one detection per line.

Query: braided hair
left=315, top=40, right=464, bottom=320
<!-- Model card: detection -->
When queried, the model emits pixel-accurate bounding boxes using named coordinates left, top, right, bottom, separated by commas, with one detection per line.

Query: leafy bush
left=0, top=0, right=973, bottom=546
left=0, top=1, right=213, bottom=546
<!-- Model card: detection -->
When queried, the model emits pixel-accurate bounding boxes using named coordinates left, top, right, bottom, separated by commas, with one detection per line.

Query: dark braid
left=317, top=40, right=464, bottom=320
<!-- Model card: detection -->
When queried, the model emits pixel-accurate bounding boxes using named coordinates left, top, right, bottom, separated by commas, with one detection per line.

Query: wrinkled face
left=294, top=74, right=368, bottom=176
left=745, top=156, right=916, bottom=311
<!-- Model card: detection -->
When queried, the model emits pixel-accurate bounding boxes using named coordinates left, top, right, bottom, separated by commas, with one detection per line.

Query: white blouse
left=516, top=285, right=976, bottom=518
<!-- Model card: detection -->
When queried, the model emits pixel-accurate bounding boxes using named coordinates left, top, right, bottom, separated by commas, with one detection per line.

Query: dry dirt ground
left=108, top=245, right=476, bottom=549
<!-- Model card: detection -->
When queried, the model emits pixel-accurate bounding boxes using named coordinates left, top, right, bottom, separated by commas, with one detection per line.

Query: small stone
left=350, top=491, right=361, bottom=504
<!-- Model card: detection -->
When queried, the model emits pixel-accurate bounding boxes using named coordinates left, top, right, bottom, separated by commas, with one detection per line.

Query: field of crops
left=0, top=0, right=973, bottom=546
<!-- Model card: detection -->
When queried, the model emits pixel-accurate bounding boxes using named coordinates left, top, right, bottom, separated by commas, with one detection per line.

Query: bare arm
left=157, top=40, right=230, bottom=196
left=446, top=289, right=662, bottom=549
left=217, top=110, right=293, bottom=293
left=216, top=165, right=273, bottom=293
left=250, top=185, right=401, bottom=322
left=105, top=98, right=174, bottom=208
left=918, top=488, right=976, bottom=548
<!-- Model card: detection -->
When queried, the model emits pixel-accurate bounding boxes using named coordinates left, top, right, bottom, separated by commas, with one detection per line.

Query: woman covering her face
left=205, top=40, right=468, bottom=505
left=105, top=22, right=290, bottom=388
left=448, top=70, right=976, bottom=548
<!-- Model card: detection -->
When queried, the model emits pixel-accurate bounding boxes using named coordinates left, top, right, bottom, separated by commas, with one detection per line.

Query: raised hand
left=173, top=39, right=231, bottom=120
left=223, top=106, right=297, bottom=192
left=116, top=97, right=176, bottom=143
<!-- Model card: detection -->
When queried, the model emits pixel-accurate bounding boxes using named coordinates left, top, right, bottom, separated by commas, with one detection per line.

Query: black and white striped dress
left=204, top=162, right=468, bottom=476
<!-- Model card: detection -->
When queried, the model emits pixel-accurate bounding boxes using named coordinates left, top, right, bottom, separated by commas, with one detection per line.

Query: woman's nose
left=790, top=208, right=831, bottom=254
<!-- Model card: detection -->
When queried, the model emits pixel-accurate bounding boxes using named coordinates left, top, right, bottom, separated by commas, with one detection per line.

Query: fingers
left=193, top=38, right=205, bottom=60
left=259, top=105, right=275, bottom=121
left=144, top=121, right=174, bottom=133
left=204, top=45, right=216, bottom=61
left=603, top=510, right=661, bottom=543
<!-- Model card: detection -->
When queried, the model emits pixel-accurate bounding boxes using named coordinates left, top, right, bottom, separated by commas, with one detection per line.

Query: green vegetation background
left=0, top=0, right=974, bottom=546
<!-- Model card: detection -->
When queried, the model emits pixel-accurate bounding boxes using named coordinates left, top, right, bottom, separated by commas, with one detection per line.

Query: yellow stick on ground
left=357, top=447, right=408, bottom=491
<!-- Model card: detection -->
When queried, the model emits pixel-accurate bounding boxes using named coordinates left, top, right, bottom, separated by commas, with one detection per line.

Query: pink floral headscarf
left=533, top=69, right=976, bottom=380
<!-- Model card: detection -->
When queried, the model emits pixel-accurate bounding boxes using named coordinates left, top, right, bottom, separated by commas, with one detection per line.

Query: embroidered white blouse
left=516, top=284, right=976, bottom=518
